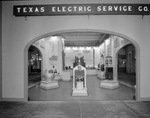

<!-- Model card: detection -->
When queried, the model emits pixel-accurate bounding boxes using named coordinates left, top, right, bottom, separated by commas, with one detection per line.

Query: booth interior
left=28, top=32, right=136, bottom=100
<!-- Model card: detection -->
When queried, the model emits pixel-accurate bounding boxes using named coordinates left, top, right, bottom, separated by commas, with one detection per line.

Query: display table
left=62, top=71, right=71, bottom=81
left=86, top=69, right=97, bottom=75
left=54, top=74, right=62, bottom=81
left=100, top=80, right=119, bottom=89
left=72, top=65, right=88, bottom=96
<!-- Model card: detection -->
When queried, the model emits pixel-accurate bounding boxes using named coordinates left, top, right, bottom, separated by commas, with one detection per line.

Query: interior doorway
left=28, top=45, right=42, bottom=89
left=117, top=44, right=136, bottom=99
left=25, top=29, right=140, bottom=101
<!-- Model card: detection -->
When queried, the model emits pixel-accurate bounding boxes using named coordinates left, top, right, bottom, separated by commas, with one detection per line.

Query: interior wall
left=125, top=45, right=136, bottom=74
left=64, top=47, right=100, bottom=68
left=1, top=0, right=150, bottom=101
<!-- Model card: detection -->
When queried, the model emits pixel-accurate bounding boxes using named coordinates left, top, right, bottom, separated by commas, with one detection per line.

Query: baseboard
left=138, top=97, right=150, bottom=101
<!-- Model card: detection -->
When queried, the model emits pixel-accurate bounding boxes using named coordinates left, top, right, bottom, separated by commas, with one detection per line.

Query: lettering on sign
left=13, top=4, right=150, bottom=16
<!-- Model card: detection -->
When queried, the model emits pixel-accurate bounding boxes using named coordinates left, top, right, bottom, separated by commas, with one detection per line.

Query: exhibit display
left=72, top=57, right=88, bottom=96
left=73, top=56, right=86, bottom=67
left=100, top=79, right=119, bottom=89
left=98, top=53, right=105, bottom=79
left=40, top=69, right=59, bottom=90
left=100, top=55, right=119, bottom=89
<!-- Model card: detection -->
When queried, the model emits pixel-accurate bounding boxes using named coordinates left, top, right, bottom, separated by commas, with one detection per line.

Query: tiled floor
left=28, top=75, right=135, bottom=101
left=28, top=74, right=41, bottom=88
left=1, top=74, right=149, bottom=118
left=0, top=101, right=150, bottom=118
left=118, top=72, right=136, bottom=86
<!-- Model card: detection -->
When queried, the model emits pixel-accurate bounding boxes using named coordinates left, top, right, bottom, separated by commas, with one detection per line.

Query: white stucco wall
left=1, top=0, right=150, bottom=101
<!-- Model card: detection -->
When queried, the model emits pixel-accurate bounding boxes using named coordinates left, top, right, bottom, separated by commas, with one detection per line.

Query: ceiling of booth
left=58, top=32, right=110, bottom=47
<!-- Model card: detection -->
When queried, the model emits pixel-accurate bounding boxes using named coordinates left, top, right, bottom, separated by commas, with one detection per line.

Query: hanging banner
left=13, top=4, right=150, bottom=16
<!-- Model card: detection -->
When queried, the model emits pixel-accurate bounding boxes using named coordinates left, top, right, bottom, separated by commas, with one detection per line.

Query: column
left=93, top=48, right=95, bottom=68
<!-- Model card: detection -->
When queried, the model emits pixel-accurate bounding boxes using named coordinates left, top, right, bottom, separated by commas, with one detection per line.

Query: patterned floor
left=118, top=72, right=136, bottom=86
left=28, top=75, right=135, bottom=101
left=0, top=100, right=150, bottom=118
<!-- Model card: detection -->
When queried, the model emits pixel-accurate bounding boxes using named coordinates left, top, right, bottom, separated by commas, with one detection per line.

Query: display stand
left=72, top=65, right=88, bottom=96
left=40, top=70, right=59, bottom=90
left=100, top=79, right=119, bottom=89
left=100, top=56, right=119, bottom=89
left=40, top=80, right=59, bottom=90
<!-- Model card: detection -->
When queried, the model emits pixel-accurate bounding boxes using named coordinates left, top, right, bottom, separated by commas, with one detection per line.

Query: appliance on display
left=72, top=65, right=88, bottom=96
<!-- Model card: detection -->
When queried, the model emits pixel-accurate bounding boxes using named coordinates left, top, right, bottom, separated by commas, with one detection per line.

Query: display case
left=105, top=67, right=113, bottom=80
left=72, top=65, right=88, bottom=96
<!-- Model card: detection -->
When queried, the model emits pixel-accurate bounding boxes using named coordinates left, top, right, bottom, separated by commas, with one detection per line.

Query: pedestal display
left=72, top=65, right=88, bottom=96
left=100, top=67, right=119, bottom=89
left=100, top=80, right=119, bottom=89
left=40, top=70, right=59, bottom=90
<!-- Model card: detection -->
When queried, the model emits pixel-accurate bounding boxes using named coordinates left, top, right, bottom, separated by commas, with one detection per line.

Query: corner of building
left=0, top=1, right=2, bottom=101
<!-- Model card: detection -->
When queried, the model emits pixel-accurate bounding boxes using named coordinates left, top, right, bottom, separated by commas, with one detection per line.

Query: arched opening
left=28, top=45, right=42, bottom=89
left=24, top=29, right=140, bottom=101
left=28, top=45, right=43, bottom=101
left=117, top=44, right=136, bottom=100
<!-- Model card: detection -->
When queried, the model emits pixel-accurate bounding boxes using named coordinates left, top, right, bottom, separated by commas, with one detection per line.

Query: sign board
left=13, top=4, right=150, bottom=16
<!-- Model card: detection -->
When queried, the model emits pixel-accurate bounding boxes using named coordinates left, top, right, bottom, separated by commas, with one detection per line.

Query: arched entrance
left=24, top=29, right=140, bottom=101
left=117, top=43, right=136, bottom=99
left=28, top=45, right=42, bottom=89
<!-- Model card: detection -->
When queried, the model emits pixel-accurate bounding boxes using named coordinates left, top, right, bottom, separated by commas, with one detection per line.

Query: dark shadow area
left=117, top=44, right=136, bottom=100
left=28, top=45, right=42, bottom=89
left=118, top=44, right=136, bottom=87
left=118, top=72, right=136, bottom=86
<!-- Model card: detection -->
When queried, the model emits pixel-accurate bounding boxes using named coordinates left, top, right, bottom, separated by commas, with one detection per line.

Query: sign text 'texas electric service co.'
left=13, top=4, right=150, bottom=16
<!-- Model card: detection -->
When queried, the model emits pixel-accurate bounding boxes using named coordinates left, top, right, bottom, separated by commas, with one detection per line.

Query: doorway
left=25, top=29, right=140, bottom=101
left=117, top=44, right=136, bottom=99
left=28, top=45, right=42, bottom=89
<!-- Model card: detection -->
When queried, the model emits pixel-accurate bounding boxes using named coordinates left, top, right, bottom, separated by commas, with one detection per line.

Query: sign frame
left=13, top=4, right=150, bottom=16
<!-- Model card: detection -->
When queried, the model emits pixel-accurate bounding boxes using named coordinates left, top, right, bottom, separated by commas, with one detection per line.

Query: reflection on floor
left=118, top=72, right=136, bottom=89
left=28, top=75, right=135, bottom=101
left=28, top=74, right=41, bottom=88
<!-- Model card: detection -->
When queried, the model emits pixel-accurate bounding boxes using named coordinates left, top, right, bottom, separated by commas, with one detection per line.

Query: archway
left=28, top=45, right=42, bottom=88
left=24, top=29, right=140, bottom=101
left=28, top=45, right=43, bottom=100
left=117, top=44, right=136, bottom=100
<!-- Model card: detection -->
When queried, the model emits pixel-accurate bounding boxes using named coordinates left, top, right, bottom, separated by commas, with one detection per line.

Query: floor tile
left=123, top=101, right=150, bottom=114
left=138, top=114, right=150, bottom=118
left=80, top=101, right=138, bottom=118
left=29, top=75, right=134, bottom=101
left=0, top=101, right=150, bottom=118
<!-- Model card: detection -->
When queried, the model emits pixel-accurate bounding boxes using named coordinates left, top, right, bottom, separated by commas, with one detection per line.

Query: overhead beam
left=95, top=34, right=110, bottom=46
left=65, top=40, right=98, bottom=46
